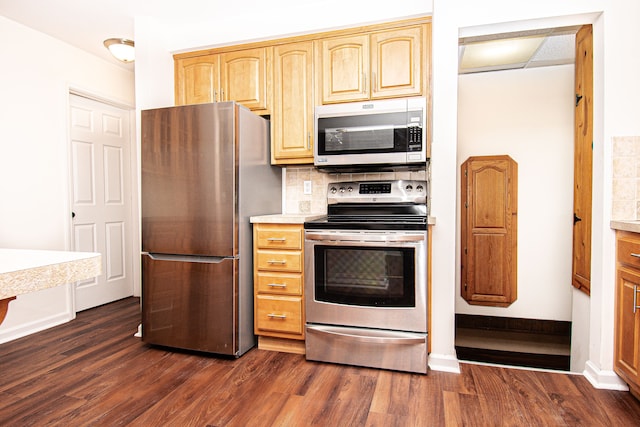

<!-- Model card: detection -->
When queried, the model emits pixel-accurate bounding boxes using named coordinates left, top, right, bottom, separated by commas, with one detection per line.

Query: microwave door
left=323, top=125, right=397, bottom=153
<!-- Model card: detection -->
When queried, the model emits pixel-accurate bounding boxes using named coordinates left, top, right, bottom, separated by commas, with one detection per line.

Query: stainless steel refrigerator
left=140, top=101, right=282, bottom=357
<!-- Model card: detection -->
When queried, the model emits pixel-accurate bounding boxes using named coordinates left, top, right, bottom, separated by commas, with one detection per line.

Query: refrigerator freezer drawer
left=142, top=254, right=245, bottom=356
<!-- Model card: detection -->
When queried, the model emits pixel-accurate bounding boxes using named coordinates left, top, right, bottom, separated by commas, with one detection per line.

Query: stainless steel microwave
left=314, top=98, right=427, bottom=171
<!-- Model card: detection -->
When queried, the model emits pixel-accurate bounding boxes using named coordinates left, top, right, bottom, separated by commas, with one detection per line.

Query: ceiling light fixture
left=103, top=38, right=135, bottom=63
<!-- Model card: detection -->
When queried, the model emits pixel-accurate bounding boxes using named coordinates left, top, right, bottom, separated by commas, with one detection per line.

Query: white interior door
left=69, top=94, right=133, bottom=311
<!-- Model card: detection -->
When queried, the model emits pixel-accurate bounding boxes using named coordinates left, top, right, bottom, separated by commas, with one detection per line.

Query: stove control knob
left=417, top=185, right=424, bottom=192
left=339, top=186, right=346, bottom=193
left=329, top=186, right=337, bottom=194
left=405, top=184, right=413, bottom=192
left=347, top=186, right=354, bottom=192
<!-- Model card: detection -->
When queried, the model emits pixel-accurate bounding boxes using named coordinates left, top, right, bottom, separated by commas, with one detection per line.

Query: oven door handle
left=306, top=324, right=426, bottom=345
left=305, top=232, right=425, bottom=243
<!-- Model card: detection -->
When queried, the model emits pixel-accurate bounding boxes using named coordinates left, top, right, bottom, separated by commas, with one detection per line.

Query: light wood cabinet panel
left=318, top=25, right=426, bottom=104
left=175, top=47, right=270, bottom=113
left=174, top=56, right=219, bottom=105
left=256, top=271, right=303, bottom=296
left=220, top=48, right=270, bottom=112
left=256, top=224, right=303, bottom=250
left=320, top=35, right=369, bottom=103
left=256, top=250, right=302, bottom=273
left=253, top=223, right=305, bottom=346
left=615, top=231, right=640, bottom=399
left=255, top=295, right=303, bottom=335
left=370, top=26, right=423, bottom=99
left=461, top=155, right=518, bottom=307
left=272, top=41, right=314, bottom=164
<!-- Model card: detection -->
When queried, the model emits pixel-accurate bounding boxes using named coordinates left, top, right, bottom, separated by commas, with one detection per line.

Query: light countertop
left=611, top=220, right=640, bottom=233
left=250, top=214, right=325, bottom=224
left=0, top=248, right=102, bottom=299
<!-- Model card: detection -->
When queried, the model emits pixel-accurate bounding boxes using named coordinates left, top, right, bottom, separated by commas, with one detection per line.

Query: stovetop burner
left=304, top=179, right=428, bottom=231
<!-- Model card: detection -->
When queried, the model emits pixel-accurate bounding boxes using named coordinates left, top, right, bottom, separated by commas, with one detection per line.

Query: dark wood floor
left=1, top=297, right=639, bottom=426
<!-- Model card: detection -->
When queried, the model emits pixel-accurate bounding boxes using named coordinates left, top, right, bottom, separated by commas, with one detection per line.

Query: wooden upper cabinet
left=461, top=155, right=518, bottom=307
left=370, top=26, right=423, bottom=99
left=174, top=56, right=219, bottom=105
left=220, top=48, right=270, bottom=112
left=320, top=35, right=370, bottom=103
left=272, top=41, right=314, bottom=164
left=319, top=25, right=426, bottom=104
left=175, top=47, right=270, bottom=114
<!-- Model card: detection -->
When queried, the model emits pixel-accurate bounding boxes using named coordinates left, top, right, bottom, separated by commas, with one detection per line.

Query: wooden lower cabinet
left=253, top=223, right=305, bottom=354
left=615, top=231, right=640, bottom=398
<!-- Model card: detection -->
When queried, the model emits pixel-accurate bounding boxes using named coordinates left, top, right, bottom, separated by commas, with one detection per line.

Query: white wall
left=0, top=16, right=135, bottom=343
left=456, top=65, right=575, bottom=321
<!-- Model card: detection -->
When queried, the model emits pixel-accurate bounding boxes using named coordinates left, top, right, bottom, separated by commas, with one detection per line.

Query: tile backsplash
left=612, top=136, right=640, bottom=220
left=284, top=166, right=428, bottom=215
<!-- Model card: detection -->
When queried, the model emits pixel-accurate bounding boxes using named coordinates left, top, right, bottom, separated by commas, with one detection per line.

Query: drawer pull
left=631, top=253, right=640, bottom=258
left=267, top=237, right=287, bottom=242
left=267, top=313, right=287, bottom=319
left=635, top=285, right=640, bottom=314
left=267, top=260, right=287, bottom=265
left=267, top=283, right=287, bottom=288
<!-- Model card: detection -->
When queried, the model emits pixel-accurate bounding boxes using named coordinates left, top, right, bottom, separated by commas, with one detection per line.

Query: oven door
left=304, top=230, right=427, bottom=333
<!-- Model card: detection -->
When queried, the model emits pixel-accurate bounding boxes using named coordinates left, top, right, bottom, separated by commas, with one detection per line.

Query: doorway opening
left=455, top=24, right=589, bottom=372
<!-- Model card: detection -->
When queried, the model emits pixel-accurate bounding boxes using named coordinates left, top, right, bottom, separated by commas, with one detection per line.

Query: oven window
left=314, top=245, right=415, bottom=307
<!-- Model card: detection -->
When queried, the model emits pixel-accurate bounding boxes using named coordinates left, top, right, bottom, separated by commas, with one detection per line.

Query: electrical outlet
left=303, top=180, right=312, bottom=195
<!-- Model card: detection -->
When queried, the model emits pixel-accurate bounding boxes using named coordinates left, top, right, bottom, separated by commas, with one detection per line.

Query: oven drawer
left=256, top=249, right=302, bottom=273
left=256, top=225, right=303, bottom=250
left=305, top=324, right=427, bottom=374
left=256, top=295, right=303, bottom=334
left=256, top=271, right=303, bottom=295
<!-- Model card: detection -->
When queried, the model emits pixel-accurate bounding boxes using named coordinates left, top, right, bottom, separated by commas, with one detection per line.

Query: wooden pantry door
left=572, top=25, right=593, bottom=295
left=461, top=155, right=518, bottom=307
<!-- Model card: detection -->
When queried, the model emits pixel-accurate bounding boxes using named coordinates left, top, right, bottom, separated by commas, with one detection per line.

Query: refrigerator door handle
left=146, top=253, right=230, bottom=264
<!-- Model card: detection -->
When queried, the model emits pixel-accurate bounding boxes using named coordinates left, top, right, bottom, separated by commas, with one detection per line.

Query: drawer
left=256, top=225, right=302, bottom=250
left=256, top=249, right=302, bottom=273
left=255, top=295, right=303, bottom=335
left=256, top=271, right=303, bottom=295
left=617, top=233, right=640, bottom=269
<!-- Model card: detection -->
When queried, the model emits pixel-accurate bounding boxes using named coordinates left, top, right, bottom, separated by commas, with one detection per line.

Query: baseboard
left=428, top=352, right=461, bottom=373
left=583, top=360, right=629, bottom=391
left=0, top=312, right=73, bottom=345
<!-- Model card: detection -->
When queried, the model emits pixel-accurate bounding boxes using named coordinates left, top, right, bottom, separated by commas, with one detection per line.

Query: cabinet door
left=370, top=26, right=423, bottom=99
left=175, top=55, right=219, bottom=105
left=272, top=41, right=314, bottom=163
left=461, top=155, right=518, bottom=307
left=220, top=47, right=270, bottom=112
left=320, top=34, right=369, bottom=103
left=615, top=267, right=640, bottom=386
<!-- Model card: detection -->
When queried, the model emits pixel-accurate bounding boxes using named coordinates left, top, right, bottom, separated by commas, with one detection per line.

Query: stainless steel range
left=304, top=180, right=428, bottom=374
